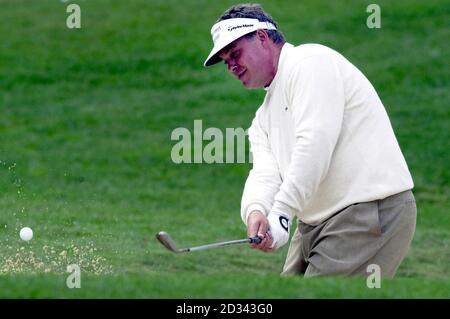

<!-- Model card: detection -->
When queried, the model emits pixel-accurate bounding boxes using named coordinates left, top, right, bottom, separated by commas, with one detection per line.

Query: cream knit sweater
left=241, top=43, right=413, bottom=227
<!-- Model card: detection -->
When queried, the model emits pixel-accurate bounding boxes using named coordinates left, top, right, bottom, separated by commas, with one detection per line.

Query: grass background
left=0, top=0, right=449, bottom=298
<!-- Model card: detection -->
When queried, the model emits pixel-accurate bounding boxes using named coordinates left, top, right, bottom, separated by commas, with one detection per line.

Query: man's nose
left=228, top=62, right=238, bottom=73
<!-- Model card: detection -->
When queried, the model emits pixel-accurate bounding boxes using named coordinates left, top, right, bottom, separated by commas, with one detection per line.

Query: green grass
left=1, top=273, right=449, bottom=298
left=0, top=0, right=449, bottom=298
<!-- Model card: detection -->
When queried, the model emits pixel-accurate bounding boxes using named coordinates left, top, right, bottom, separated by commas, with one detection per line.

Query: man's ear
left=255, top=29, right=269, bottom=45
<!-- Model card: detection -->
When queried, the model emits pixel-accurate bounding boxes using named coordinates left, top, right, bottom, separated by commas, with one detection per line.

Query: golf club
left=156, top=231, right=262, bottom=253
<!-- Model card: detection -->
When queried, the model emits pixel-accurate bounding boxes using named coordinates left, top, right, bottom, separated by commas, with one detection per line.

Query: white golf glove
left=267, top=211, right=291, bottom=250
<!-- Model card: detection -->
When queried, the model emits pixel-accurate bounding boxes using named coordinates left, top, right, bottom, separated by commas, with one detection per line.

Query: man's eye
left=231, top=51, right=239, bottom=59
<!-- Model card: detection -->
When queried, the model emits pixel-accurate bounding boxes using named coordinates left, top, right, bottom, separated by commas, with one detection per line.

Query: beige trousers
left=282, top=190, right=417, bottom=277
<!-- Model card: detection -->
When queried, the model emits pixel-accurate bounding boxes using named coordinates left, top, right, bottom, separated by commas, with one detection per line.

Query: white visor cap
left=204, top=18, right=277, bottom=67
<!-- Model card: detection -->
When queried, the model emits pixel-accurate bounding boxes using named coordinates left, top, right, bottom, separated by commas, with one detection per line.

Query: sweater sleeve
left=272, top=54, right=345, bottom=215
left=240, top=113, right=283, bottom=225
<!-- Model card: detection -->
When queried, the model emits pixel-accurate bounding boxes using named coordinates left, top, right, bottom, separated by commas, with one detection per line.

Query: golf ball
left=19, top=227, right=33, bottom=241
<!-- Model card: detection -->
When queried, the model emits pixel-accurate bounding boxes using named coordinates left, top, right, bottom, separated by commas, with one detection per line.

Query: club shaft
left=181, top=238, right=252, bottom=252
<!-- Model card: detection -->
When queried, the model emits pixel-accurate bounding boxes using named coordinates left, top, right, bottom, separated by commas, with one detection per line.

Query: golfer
left=204, top=4, right=416, bottom=277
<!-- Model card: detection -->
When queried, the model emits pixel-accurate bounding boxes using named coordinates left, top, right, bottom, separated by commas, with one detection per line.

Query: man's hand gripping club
left=247, top=210, right=290, bottom=252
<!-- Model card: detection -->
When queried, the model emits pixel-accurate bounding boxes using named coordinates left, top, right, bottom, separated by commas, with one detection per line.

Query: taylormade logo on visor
left=227, top=23, right=254, bottom=32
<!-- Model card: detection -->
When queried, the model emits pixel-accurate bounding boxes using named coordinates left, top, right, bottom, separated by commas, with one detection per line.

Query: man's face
left=218, top=34, right=273, bottom=89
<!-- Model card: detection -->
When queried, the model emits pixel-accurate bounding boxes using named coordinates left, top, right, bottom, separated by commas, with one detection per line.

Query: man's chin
left=241, top=80, right=259, bottom=89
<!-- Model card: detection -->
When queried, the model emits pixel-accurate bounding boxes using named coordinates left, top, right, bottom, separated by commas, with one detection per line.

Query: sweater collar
left=264, top=42, right=294, bottom=92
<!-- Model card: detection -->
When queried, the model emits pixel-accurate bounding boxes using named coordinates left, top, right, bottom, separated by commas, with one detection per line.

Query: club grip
left=249, top=236, right=262, bottom=244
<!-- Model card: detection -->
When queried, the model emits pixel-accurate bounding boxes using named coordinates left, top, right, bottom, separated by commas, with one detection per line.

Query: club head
left=156, top=231, right=180, bottom=253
